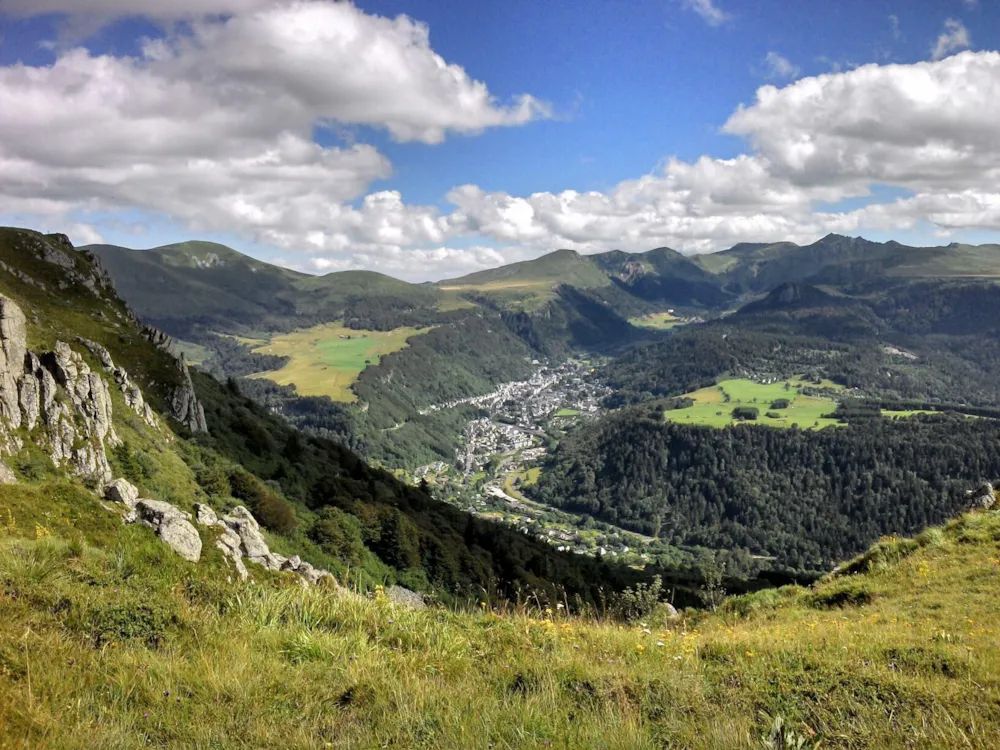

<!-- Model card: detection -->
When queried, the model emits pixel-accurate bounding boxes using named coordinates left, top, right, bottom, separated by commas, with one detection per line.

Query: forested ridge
left=531, top=410, right=1000, bottom=571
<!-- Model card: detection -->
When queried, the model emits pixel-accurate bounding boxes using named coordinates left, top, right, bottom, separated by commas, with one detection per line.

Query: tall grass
left=2, top=507, right=999, bottom=748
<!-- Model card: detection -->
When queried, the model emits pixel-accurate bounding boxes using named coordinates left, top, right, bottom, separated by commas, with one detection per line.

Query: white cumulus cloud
left=0, top=1, right=546, bottom=273
left=439, top=52, right=1000, bottom=262
left=1, top=4, right=998, bottom=280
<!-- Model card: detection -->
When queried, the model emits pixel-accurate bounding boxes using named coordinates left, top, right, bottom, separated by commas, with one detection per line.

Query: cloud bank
left=1, top=0, right=998, bottom=280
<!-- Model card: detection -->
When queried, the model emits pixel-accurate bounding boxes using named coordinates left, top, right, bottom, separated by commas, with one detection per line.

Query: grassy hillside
left=441, top=248, right=611, bottom=290
left=438, top=249, right=612, bottom=311
left=87, top=241, right=441, bottom=335
left=2, top=487, right=998, bottom=747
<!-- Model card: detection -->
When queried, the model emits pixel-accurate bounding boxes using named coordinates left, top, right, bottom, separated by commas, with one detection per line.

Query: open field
left=664, top=378, right=842, bottom=429
left=249, top=322, right=432, bottom=402
left=435, top=290, right=479, bottom=312
left=437, top=279, right=558, bottom=311
left=628, top=312, right=686, bottom=330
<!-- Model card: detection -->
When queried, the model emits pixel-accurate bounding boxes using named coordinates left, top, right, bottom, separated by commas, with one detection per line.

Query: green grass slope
left=440, top=248, right=611, bottom=290
left=2, top=489, right=998, bottom=748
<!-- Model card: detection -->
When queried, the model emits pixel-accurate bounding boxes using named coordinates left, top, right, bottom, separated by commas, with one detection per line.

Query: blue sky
left=0, top=0, right=998, bottom=280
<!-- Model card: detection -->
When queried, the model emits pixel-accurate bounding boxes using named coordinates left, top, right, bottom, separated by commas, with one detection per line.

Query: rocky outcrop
left=39, top=342, right=117, bottom=483
left=105, top=477, right=140, bottom=507
left=386, top=585, right=426, bottom=610
left=171, top=355, right=207, bottom=434
left=77, top=338, right=158, bottom=428
left=223, top=506, right=271, bottom=565
left=141, top=325, right=172, bottom=351
left=7, top=232, right=116, bottom=297
left=0, top=296, right=27, bottom=432
left=194, top=502, right=218, bottom=526
left=0, top=296, right=140, bottom=485
left=968, top=481, right=996, bottom=510
left=134, top=499, right=202, bottom=562
left=192, top=502, right=334, bottom=586
left=215, top=525, right=249, bottom=581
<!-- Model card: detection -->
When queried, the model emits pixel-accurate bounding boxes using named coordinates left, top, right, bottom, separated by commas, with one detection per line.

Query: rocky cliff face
left=138, top=325, right=207, bottom=434
left=0, top=295, right=121, bottom=484
left=171, top=355, right=208, bottom=434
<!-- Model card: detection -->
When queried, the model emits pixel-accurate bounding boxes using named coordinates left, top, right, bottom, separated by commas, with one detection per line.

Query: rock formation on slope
left=0, top=293, right=208, bottom=484
left=968, top=481, right=997, bottom=510
left=171, top=354, right=208, bottom=433
left=1, top=296, right=118, bottom=484
left=101, top=475, right=337, bottom=586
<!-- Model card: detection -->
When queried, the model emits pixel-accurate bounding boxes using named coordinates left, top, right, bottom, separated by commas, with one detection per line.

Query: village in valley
left=411, top=358, right=656, bottom=564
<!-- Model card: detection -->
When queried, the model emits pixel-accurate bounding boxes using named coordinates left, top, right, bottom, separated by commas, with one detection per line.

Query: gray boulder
left=0, top=295, right=27, bottom=430
left=135, top=499, right=202, bottom=562
left=386, top=585, right=426, bottom=610
left=296, top=561, right=336, bottom=587
left=171, top=355, right=208, bottom=433
left=228, top=505, right=259, bottom=530
left=216, top=526, right=249, bottom=581
left=222, top=506, right=278, bottom=569
left=105, top=478, right=139, bottom=509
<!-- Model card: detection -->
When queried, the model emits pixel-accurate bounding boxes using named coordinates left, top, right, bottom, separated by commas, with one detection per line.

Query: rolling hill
left=90, top=241, right=440, bottom=335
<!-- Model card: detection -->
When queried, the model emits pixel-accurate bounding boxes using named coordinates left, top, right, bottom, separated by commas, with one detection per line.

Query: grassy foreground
left=2, top=483, right=999, bottom=749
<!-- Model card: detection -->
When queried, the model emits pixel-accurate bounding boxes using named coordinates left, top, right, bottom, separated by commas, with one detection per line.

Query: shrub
left=11, top=448, right=56, bottom=482
left=609, top=575, right=663, bottom=621
left=770, top=399, right=791, bottom=410
left=111, top=441, right=154, bottom=485
left=732, top=406, right=759, bottom=421
left=721, top=586, right=802, bottom=619
left=257, top=492, right=298, bottom=535
left=838, top=536, right=919, bottom=575
left=196, top=462, right=231, bottom=497
left=84, top=599, right=180, bottom=649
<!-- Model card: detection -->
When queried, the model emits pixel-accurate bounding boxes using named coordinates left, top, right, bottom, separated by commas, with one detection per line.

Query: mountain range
left=88, top=233, right=1000, bottom=334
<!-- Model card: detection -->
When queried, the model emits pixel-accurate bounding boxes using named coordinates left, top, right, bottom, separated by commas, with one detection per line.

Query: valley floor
left=2, top=484, right=999, bottom=749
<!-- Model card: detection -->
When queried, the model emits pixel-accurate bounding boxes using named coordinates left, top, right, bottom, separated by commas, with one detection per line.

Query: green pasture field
left=250, top=322, right=432, bottom=402
left=628, top=312, right=686, bottom=330
left=664, top=378, right=842, bottom=429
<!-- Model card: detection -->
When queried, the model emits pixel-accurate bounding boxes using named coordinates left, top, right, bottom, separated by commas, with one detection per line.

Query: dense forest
left=530, top=409, right=1000, bottom=572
